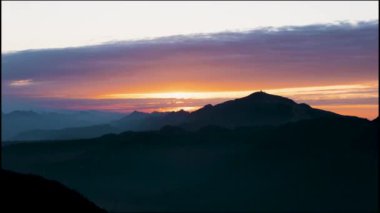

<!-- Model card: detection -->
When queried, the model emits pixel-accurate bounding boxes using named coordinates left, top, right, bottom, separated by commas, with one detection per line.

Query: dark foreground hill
left=1, top=169, right=106, bottom=212
left=9, top=92, right=342, bottom=141
left=2, top=116, right=378, bottom=212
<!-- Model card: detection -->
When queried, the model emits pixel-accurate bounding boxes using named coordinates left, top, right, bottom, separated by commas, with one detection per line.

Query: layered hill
left=7, top=92, right=346, bottom=141
left=1, top=110, right=123, bottom=141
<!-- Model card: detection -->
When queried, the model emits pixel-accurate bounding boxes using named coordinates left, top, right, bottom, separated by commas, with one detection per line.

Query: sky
left=1, top=1, right=379, bottom=119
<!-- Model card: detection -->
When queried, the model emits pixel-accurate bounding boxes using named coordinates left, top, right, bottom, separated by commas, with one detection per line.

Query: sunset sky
left=2, top=1, right=379, bottom=119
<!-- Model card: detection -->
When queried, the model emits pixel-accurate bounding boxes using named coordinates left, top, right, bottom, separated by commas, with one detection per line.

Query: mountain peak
left=185, top=91, right=338, bottom=129
left=126, top=111, right=149, bottom=119
left=130, top=111, right=145, bottom=116
left=245, top=90, right=269, bottom=97
left=242, top=91, right=296, bottom=104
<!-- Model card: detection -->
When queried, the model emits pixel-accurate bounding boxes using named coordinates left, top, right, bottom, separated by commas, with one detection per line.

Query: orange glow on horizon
left=11, top=82, right=377, bottom=119
left=313, top=104, right=378, bottom=120
left=155, top=106, right=202, bottom=112
left=94, top=81, right=377, bottom=100
left=75, top=81, right=378, bottom=119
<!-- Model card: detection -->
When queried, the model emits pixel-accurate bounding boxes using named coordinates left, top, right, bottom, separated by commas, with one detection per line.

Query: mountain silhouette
left=7, top=92, right=356, bottom=141
left=112, top=110, right=190, bottom=131
left=183, top=91, right=338, bottom=129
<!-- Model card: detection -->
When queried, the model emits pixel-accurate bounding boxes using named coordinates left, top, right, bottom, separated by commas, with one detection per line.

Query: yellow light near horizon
left=156, top=106, right=202, bottom=112
left=98, top=91, right=254, bottom=100
left=95, top=81, right=378, bottom=100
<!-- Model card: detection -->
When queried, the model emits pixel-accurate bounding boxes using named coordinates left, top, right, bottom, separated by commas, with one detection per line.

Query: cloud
left=2, top=21, right=378, bottom=92
left=1, top=21, right=378, bottom=118
left=9, top=79, right=34, bottom=87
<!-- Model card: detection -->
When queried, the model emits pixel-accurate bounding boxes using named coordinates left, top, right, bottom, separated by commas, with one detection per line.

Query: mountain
left=112, top=110, right=190, bottom=131
left=373, top=116, right=379, bottom=124
left=182, top=91, right=338, bottom=129
left=8, top=110, right=191, bottom=142
left=3, top=116, right=378, bottom=212
left=7, top=92, right=353, bottom=141
left=1, top=110, right=124, bottom=141
left=1, top=169, right=106, bottom=212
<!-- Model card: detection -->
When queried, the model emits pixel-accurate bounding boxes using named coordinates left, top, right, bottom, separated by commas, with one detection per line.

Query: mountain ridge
left=6, top=92, right=363, bottom=141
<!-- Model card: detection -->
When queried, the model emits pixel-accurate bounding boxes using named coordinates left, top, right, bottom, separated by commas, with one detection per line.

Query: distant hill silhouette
left=1, top=169, right=106, bottom=212
left=7, top=92, right=352, bottom=142
left=112, top=110, right=190, bottom=131
left=3, top=116, right=378, bottom=212
left=2, top=110, right=123, bottom=141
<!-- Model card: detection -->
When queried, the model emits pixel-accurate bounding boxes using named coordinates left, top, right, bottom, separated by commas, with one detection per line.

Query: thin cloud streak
left=9, top=79, right=34, bottom=87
